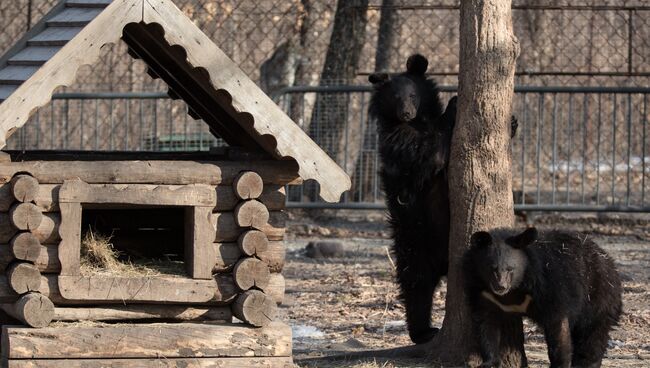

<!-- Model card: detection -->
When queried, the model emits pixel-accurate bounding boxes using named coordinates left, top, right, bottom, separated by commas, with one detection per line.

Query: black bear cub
left=369, top=54, right=456, bottom=344
left=463, top=227, right=622, bottom=368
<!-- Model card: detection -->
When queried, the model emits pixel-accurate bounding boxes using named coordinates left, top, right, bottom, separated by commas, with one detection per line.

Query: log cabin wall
left=0, top=154, right=291, bottom=327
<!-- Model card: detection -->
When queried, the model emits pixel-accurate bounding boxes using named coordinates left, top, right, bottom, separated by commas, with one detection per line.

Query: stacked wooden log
left=226, top=171, right=282, bottom=327
left=0, top=174, right=55, bottom=327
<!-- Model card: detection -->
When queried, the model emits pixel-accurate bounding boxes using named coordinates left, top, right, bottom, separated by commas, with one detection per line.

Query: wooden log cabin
left=0, top=0, right=350, bottom=366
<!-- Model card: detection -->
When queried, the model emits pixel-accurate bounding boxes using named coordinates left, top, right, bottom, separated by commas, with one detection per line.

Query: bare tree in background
left=374, top=0, right=399, bottom=72
left=428, top=0, right=521, bottom=365
left=308, top=0, right=369, bottom=179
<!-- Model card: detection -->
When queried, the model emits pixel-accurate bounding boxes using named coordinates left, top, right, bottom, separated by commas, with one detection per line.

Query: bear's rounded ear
left=470, top=231, right=492, bottom=248
left=406, top=54, right=428, bottom=75
left=369, top=73, right=389, bottom=85
left=506, top=227, right=538, bottom=249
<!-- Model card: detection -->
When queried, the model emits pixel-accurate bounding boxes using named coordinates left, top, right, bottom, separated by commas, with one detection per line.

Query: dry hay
left=80, top=228, right=185, bottom=277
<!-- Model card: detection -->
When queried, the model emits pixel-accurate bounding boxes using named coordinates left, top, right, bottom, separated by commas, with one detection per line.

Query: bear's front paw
left=409, top=327, right=439, bottom=344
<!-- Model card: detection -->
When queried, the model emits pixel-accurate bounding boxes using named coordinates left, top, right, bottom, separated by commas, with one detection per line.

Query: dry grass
left=80, top=227, right=185, bottom=277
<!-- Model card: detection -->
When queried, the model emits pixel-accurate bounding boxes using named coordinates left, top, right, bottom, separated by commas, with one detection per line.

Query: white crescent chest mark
left=481, top=291, right=532, bottom=314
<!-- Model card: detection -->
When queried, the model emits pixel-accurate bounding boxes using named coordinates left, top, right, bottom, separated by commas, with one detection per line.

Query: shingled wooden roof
left=0, top=0, right=350, bottom=202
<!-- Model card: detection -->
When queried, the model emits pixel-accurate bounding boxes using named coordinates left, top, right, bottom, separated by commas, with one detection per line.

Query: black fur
left=369, top=54, right=456, bottom=344
left=463, top=228, right=623, bottom=368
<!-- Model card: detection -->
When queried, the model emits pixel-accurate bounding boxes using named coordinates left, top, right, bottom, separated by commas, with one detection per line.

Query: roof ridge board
left=142, top=0, right=350, bottom=202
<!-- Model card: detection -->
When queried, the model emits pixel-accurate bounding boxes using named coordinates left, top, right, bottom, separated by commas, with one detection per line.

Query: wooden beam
left=6, top=262, right=41, bottom=294
left=0, top=212, right=60, bottom=244
left=5, top=357, right=294, bottom=368
left=233, top=258, right=271, bottom=291
left=232, top=289, right=277, bottom=327
left=237, top=229, right=269, bottom=256
left=9, top=232, right=41, bottom=263
left=58, top=180, right=216, bottom=207
left=53, top=305, right=231, bottom=322
left=0, top=161, right=300, bottom=185
left=9, top=203, right=42, bottom=231
left=0, top=274, right=285, bottom=306
left=232, top=171, right=263, bottom=200
left=212, top=211, right=286, bottom=242
left=9, top=174, right=39, bottom=203
left=57, top=202, right=81, bottom=276
left=0, top=183, right=285, bottom=212
left=0, top=292, right=54, bottom=328
left=0, top=243, right=57, bottom=273
left=1, top=321, right=292, bottom=359
left=234, top=200, right=269, bottom=229
left=56, top=275, right=232, bottom=303
left=184, top=206, right=216, bottom=279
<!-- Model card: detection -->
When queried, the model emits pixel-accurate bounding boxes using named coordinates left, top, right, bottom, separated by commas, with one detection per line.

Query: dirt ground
left=278, top=210, right=650, bottom=367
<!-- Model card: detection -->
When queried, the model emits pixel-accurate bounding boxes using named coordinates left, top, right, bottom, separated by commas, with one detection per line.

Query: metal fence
left=7, top=86, right=649, bottom=212
left=1, top=1, right=649, bottom=92
left=275, top=85, right=649, bottom=212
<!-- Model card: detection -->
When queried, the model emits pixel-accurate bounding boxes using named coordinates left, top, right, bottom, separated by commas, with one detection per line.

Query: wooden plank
left=66, top=0, right=113, bottom=8
left=0, top=212, right=60, bottom=244
left=184, top=206, right=216, bottom=279
left=58, top=180, right=216, bottom=206
left=27, top=27, right=84, bottom=46
left=7, top=47, right=60, bottom=66
left=212, top=211, right=286, bottom=242
left=2, top=321, right=292, bottom=359
left=0, top=66, right=39, bottom=85
left=47, top=8, right=103, bottom=27
left=0, top=274, right=285, bottom=306
left=142, top=0, right=350, bottom=202
left=6, top=357, right=294, bottom=368
left=0, top=161, right=299, bottom=185
left=56, top=275, right=235, bottom=303
left=0, top=183, right=284, bottom=213
left=53, top=305, right=231, bottom=322
left=0, top=86, right=17, bottom=101
left=57, top=202, right=81, bottom=276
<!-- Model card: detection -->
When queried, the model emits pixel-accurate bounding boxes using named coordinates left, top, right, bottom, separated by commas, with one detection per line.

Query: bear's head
left=468, top=227, right=538, bottom=296
left=368, top=54, right=429, bottom=124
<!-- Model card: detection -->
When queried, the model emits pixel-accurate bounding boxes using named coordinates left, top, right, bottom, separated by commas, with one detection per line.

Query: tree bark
left=429, top=0, right=520, bottom=366
left=374, top=0, right=399, bottom=73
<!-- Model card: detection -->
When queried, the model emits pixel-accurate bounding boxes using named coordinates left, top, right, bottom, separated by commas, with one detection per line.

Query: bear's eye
left=506, top=267, right=514, bottom=272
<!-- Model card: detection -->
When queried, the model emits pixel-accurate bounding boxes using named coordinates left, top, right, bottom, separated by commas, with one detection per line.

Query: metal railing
left=273, top=85, right=649, bottom=212
left=6, top=85, right=649, bottom=212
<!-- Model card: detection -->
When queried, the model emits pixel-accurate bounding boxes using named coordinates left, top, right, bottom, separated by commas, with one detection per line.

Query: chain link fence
left=0, top=1, right=648, bottom=210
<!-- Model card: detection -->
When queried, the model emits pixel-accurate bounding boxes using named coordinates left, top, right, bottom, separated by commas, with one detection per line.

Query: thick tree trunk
left=429, top=1, right=519, bottom=366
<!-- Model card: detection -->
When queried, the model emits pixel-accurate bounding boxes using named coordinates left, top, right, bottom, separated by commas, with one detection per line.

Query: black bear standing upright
left=369, top=54, right=457, bottom=344
left=463, top=227, right=622, bottom=368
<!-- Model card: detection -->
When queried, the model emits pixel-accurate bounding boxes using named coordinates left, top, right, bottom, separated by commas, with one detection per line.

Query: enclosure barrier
left=6, top=85, right=649, bottom=213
